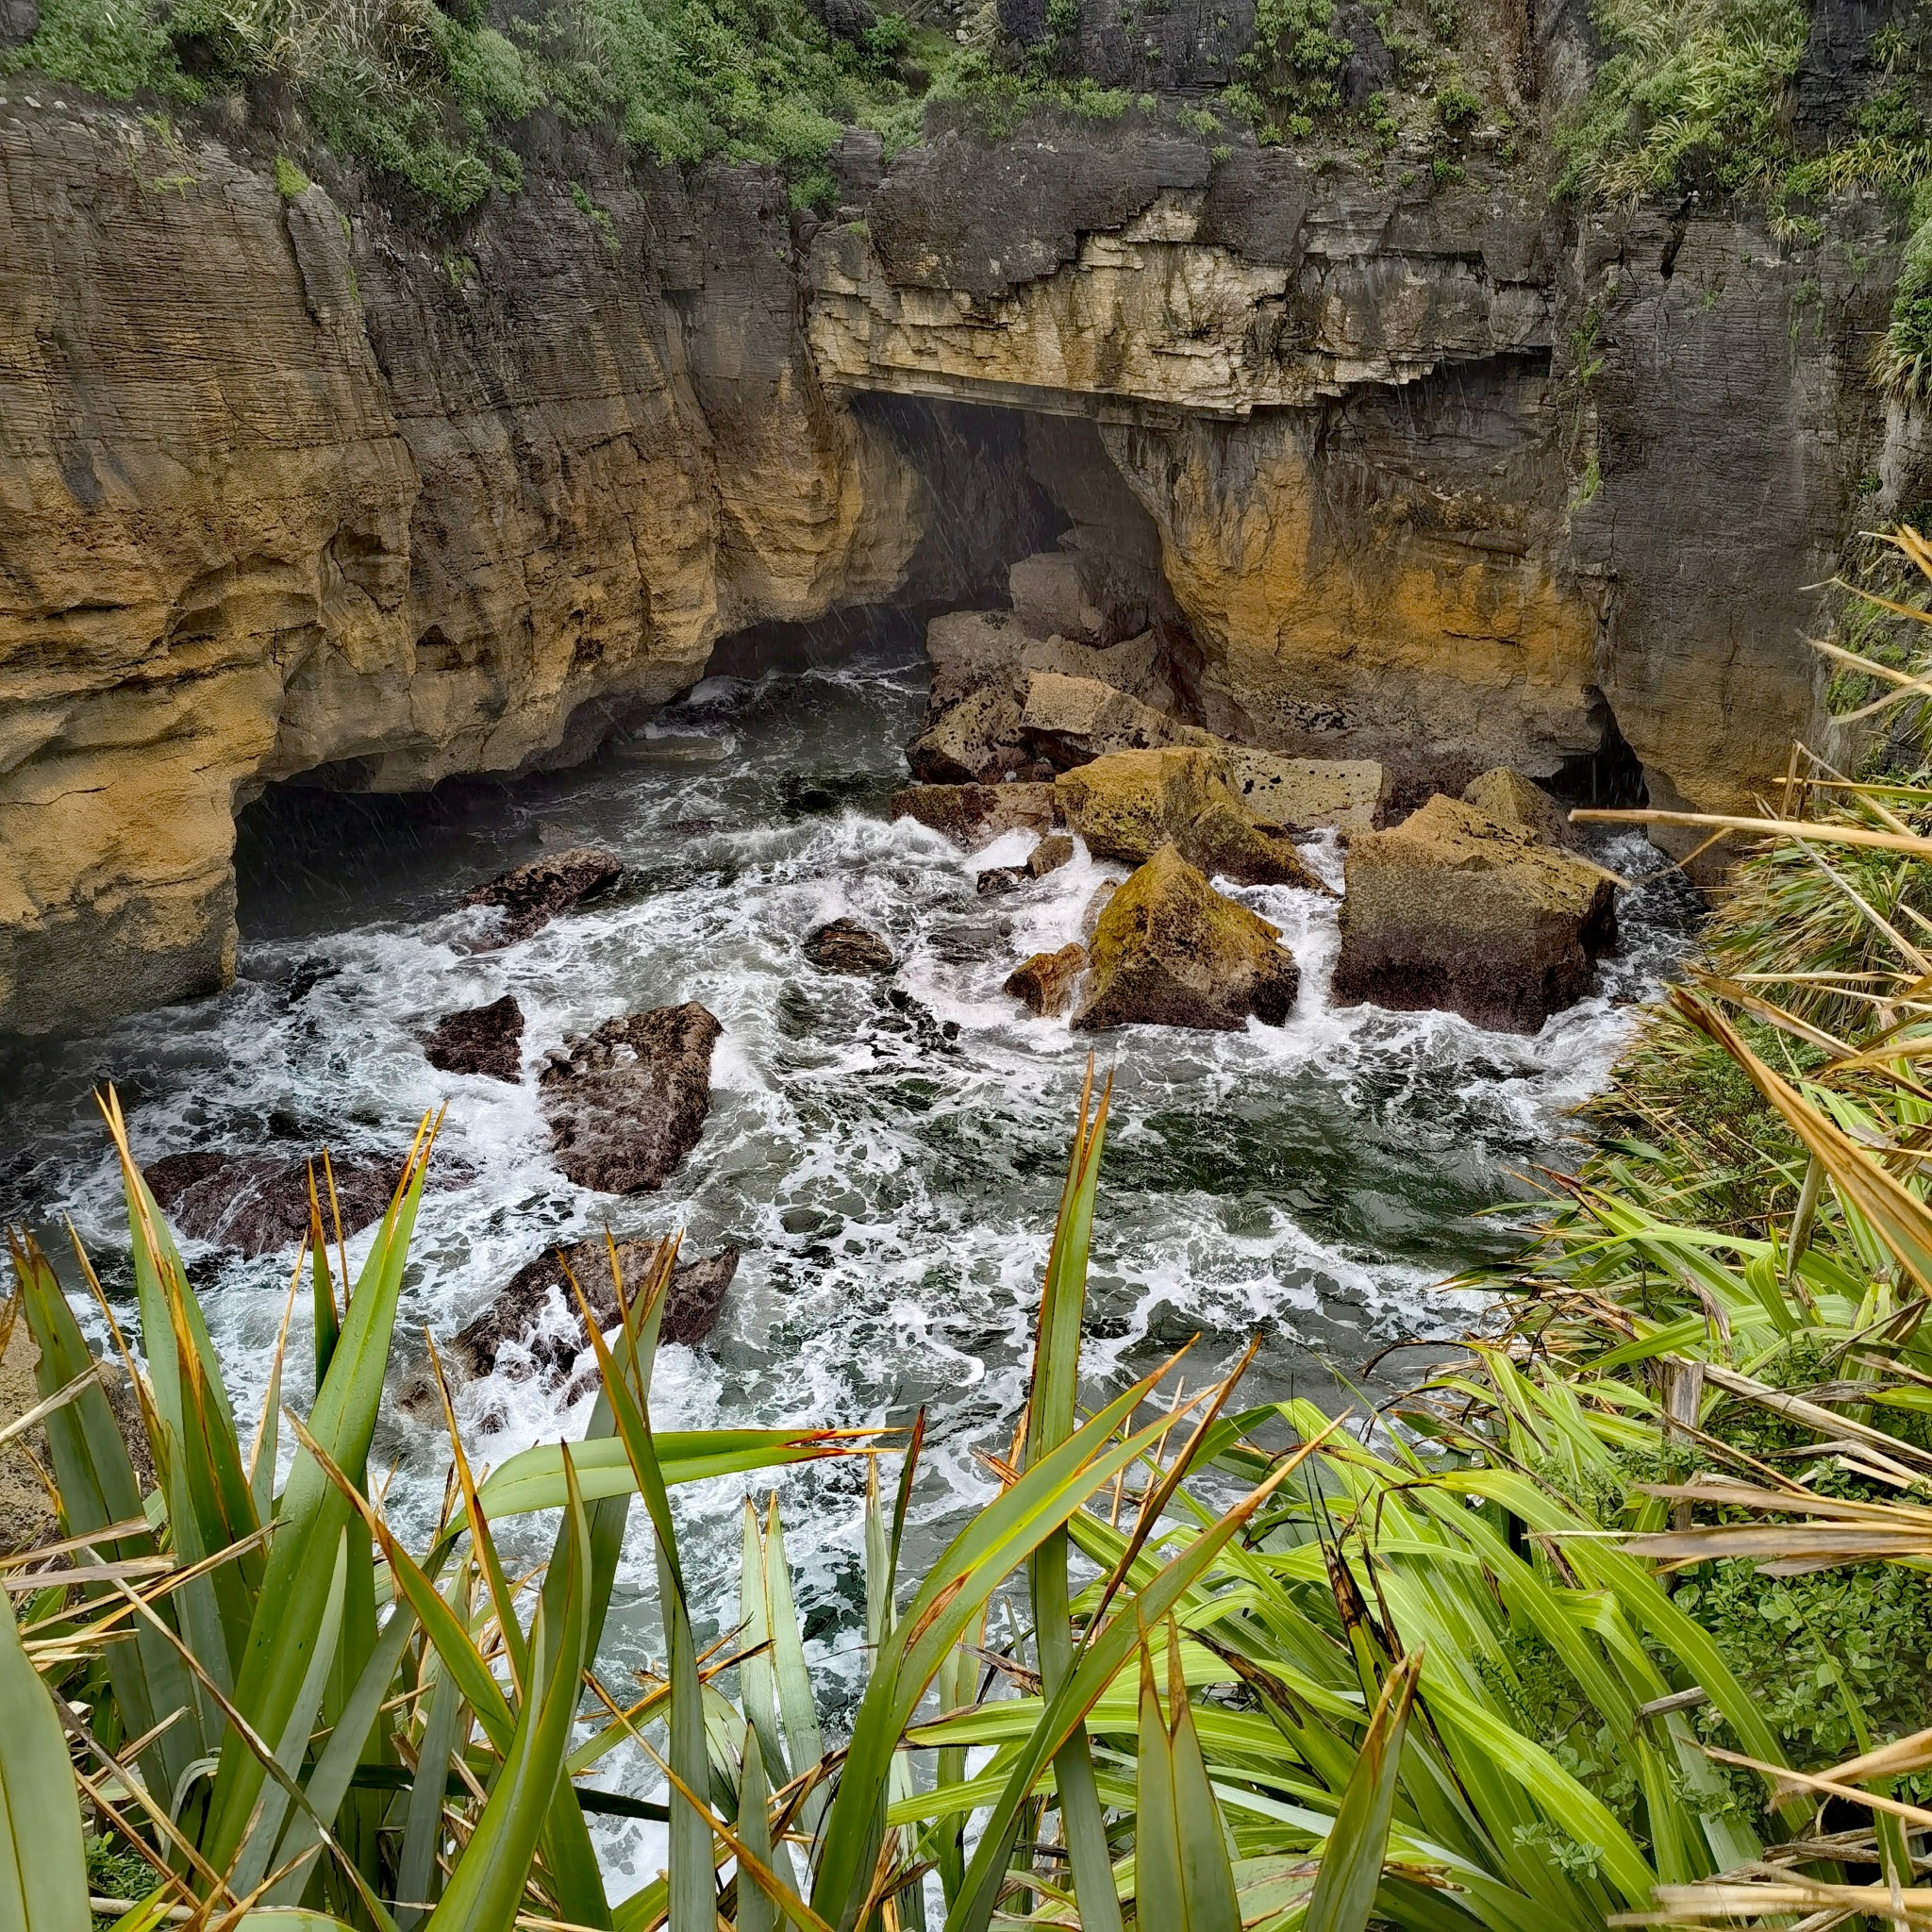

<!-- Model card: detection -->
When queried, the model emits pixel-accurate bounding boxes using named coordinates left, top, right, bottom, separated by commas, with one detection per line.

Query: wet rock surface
left=976, top=832, right=1075, bottom=896
left=1074, top=843, right=1299, bottom=1033
left=891, top=781, right=1058, bottom=849
left=1331, top=795, right=1618, bottom=1033
left=423, top=994, right=525, bottom=1081
left=463, top=848, right=624, bottom=948
left=408, top=1238, right=741, bottom=1405
left=805, top=918, right=897, bottom=974
left=1005, top=942, right=1089, bottom=1017
left=143, top=1144, right=470, bottom=1256
left=1055, top=748, right=1329, bottom=891
left=540, top=1002, right=721, bottom=1193
left=1460, top=768, right=1585, bottom=853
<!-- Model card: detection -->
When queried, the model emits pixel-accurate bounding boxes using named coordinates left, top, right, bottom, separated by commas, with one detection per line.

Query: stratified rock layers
left=0, top=108, right=924, bottom=1034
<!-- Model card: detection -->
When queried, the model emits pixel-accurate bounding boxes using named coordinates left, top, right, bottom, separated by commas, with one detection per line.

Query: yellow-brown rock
left=1331, top=795, right=1618, bottom=1033
left=1074, top=844, right=1299, bottom=1032
left=1053, top=748, right=1327, bottom=891
left=1005, top=942, right=1087, bottom=1016
left=0, top=111, right=926, bottom=1034
left=1461, top=768, right=1584, bottom=852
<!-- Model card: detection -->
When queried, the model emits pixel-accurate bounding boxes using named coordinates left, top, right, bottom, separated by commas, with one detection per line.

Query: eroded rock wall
left=0, top=106, right=928, bottom=1034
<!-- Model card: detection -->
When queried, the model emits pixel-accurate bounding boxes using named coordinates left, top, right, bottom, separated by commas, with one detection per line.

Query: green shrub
left=1225, top=0, right=1351, bottom=142
left=1434, top=72, right=1478, bottom=128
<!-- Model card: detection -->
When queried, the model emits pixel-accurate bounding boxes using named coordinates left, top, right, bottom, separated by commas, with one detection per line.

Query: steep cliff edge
left=0, top=0, right=1924, bottom=1035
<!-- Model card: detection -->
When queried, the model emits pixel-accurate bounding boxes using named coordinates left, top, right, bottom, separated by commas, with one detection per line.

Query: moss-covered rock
left=1332, top=795, right=1618, bottom=1033
left=1461, top=768, right=1584, bottom=852
left=1054, top=747, right=1329, bottom=890
left=1073, top=843, right=1299, bottom=1032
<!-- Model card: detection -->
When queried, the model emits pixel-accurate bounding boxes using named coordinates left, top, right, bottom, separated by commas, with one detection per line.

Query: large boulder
left=463, top=847, right=624, bottom=949
left=1331, top=795, right=1619, bottom=1033
left=540, top=1002, right=721, bottom=1193
left=1222, top=752, right=1385, bottom=835
left=891, top=782, right=1058, bottom=849
left=1054, top=748, right=1329, bottom=891
left=144, top=1143, right=470, bottom=1256
left=404, top=1237, right=741, bottom=1407
left=1009, top=550, right=1110, bottom=643
left=1074, top=845, right=1300, bottom=1033
left=1019, top=672, right=1213, bottom=768
left=423, top=994, right=525, bottom=1081
left=1461, top=768, right=1585, bottom=852
left=906, top=685, right=1030, bottom=783
left=1021, top=630, right=1174, bottom=709
left=926, top=608, right=1026, bottom=708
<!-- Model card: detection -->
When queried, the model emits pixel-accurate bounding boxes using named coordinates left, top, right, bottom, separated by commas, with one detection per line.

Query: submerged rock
left=1331, top=794, right=1618, bottom=1033
left=540, top=1002, right=721, bottom=1193
left=976, top=831, right=1075, bottom=897
left=890, top=781, right=1058, bottom=849
left=143, top=1143, right=470, bottom=1256
left=464, top=847, right=624, bottom=949
left=805, top=919, right=897, bottom=974
left=1073, top=844, right=1299, bottom=1033
left=1005, top=942, right=1088, bottom=1017
left=403, top=1238, right=741, bottom=1409
left=1460, top=768, right=1585, bottom=853
left=423, top=994, right=525, bottom=1081
left=1055, top=748, right=1329, bottom=891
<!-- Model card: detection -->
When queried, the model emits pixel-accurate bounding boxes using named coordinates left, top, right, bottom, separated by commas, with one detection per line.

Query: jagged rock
left=1461, top=768, right=1584, bottom=852
left=1020, top=672, right=1213, bottom=768
left=464, top=848, right=624, bottom=948
left=143, top=1144, right=470, bottom=1256
left=402, top=1239, right=741, bottom=1411
left=1331, top=795, right=1619, bottom=1033
left=1221, top=751, right=1385, bottom=835
left=423, top=994, right=525, bottom=1081
left=1073, top=845, right=1299, bottom=1033
left=540, top=1002, right=721, bottom=1193
left=976, top=831, right=1074, bottom=896
left=1010, top=550, right=1108, bottom=642
left=891, top=781, right=1058, bottom=849
left=926, top=608, right=1025, bottom=708
left=906, top=685, right=1029, bottom=783
left=1054, top=748, right=1329, bottom=891
left=1021, top=629, right=1175, bottom=710
left=1080, top=880, right=1118, bottom=941
left=1005, top=942, right=1088, bottom=1016
left=805, top=919, right=896, bottom=974
left=1030, top=834, right=1074, bottom=877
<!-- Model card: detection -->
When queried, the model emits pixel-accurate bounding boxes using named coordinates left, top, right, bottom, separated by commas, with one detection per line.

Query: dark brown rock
left=463, top=847, right=624, bottom=949
left=1073, top=844, right=1299, bottom=1033
left=977, top=864, right=1029, bottom=897
left=143, top=1144, right=471, bottom=1256
left=423, top=994, right=525, bottom=1081
left=402, top=1238, right=741, bottom=1411
left=1029, top=834, right=1075, bottom=878
left=890, top=782, right=1058, bottom=849
left=540, top=1002, right=721, bottom=1193
left=1331, top=795, right=1619, bottom=1033
left=805, top=919, right=896, bottom=974
left=1005, top=943, right=1088, bottom=1017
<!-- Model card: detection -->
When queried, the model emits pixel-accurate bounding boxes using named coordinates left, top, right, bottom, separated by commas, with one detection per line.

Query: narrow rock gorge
left=0, top=0, right=1920, bottom=1033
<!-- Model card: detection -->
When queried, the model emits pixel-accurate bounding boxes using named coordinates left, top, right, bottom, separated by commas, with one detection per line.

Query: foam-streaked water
left=0, top=640, right=1696, bottom=1878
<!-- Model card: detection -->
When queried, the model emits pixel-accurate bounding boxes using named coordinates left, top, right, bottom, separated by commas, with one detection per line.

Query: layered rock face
left=0, top=107, right=983, bottom=1034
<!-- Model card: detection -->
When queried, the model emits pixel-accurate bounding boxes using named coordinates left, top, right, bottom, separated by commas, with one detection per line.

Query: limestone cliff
left=0, top=106, right=950, bottom=1034
left=0, top=0, right=1922, bottom=1035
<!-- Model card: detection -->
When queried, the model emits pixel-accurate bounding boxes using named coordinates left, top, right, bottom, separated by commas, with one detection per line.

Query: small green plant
left=272, top=151, right=308, bottom=198
left=568, top=178, right=618, bottom=249
left=1434, top=73, right=1478, bottom=128
left=1225, top=0, right=1352, bottom=142
left=1875, top=220, right=1932, bottom=407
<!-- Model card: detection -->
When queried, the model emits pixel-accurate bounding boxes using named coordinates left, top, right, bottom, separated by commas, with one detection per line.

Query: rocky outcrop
left=1073, top=843, right=1299, bottom=1031
left=1222, top=752, right=1383, bottom=834
left=411, top=1237, right=740, bottom=1402
left=424, top=995, right=526, bottom=1081
left=1006, top=941, right=1088, bottom=1015
left=142, top=1142, right=470, bottom=1255
left=891, top=781, right=1058, bottom=847
left=541, top=1002, right=721, bottom=1193
left=805, top=918, right=897, bottom=974
left=1054, top=748, right=1329, bottom=891
left=1461, top=768, right=1583, bottom=852
left=977, top=831, right=1074, bottom=894
left=1331, top=795, right=1618, bottom=1032
left=464, top=850, right=624, bottom=948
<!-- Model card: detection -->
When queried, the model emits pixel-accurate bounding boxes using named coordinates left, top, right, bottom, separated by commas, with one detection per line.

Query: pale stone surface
left=1461, top=768, right=1583, bottom=851
left=1020, top=671, right=1212, bottom=763
left=1220, top=751, right=1385, bottom=834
